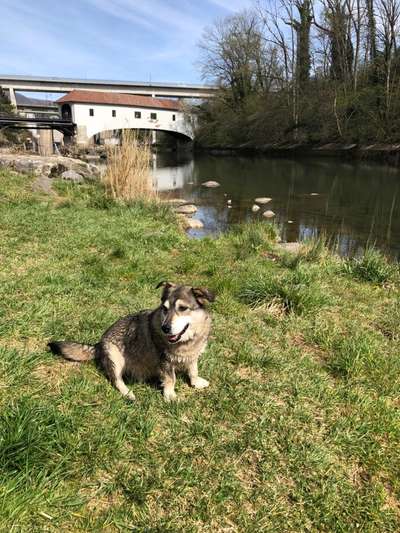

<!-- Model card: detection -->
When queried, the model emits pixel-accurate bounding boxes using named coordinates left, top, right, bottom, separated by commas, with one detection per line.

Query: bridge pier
left=7, top=87, right=17, bottom=108
left=75, top=125, right=90, bottom=147
left=38, top=129, right=54, bottom=156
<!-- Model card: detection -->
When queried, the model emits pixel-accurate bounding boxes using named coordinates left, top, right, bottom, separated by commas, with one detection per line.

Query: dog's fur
left=48, top=283, right=215, bottom=401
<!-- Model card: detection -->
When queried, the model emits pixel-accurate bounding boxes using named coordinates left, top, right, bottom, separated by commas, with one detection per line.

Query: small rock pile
left=164, top=198, right=204, bottom=230
left=0, top=152, right=100, bottom=181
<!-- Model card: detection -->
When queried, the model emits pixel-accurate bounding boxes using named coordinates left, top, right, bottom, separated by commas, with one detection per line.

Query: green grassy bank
left=0, top=170, right=399, bottom=532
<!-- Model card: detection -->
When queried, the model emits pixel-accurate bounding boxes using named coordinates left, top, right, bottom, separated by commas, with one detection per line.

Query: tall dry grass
left=102, top=130, right=156, bottom=202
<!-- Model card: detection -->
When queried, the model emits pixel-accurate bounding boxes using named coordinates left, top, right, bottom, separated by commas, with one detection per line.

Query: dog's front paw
left=124, top=390, right=136, bottom=401
left=191, top=376, right=209, bottom=389
left=163, top=389, right=177, bottom=402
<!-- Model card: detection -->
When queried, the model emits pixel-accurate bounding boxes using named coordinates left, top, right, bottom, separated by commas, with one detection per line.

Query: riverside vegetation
left=196, top=2, right=400, bottom=149
left=0, top=169, right=399, bottom=531
left=102, top=130, right=155, bottom=203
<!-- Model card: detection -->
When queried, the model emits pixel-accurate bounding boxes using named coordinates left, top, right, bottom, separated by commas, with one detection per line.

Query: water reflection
left=152, top=154, right=194, bottom=191
left=153, top=153, right=400, bottom=258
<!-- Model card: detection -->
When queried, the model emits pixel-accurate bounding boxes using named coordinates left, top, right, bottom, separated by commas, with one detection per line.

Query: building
left=57, top=90, right=193, bottom=146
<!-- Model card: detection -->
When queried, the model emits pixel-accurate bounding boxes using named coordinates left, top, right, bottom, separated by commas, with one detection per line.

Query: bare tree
left=376, top=0, right=400, bottom=115
left=198, top=11, right=276, bottom=105
left=313, top=1, right=352, bottom=82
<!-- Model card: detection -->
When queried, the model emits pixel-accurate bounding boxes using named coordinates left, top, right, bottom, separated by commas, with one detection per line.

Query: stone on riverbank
left=164, top=198, right=189, bottom=205
left=61, top=170, right=84, bottom=183
left=174, top=204, right=197, bottom=215
left=0, top=152, right=100, bottom=180
left=32, top=175, right=55, bottom=196
left=185, top=218, right=204, bottom=229
left=202, top=180, right=220, bottom=188
left=177, top=214, right=204, bottom=229
left=255, top=197, right=272, bottom=204
left=263, top=210, right=275, bottom=218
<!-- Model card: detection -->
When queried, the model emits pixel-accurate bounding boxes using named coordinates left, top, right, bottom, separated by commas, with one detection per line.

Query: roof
left=57, top=90, right=182, bottom=111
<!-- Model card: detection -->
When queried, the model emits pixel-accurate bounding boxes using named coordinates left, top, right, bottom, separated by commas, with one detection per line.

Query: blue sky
left=1, top=0, right=253, bottom=85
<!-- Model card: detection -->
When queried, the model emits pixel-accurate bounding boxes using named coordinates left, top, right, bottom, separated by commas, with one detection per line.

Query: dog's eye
left=178, top=305, right=189, bottom=312
left=162, top=305, right=168, bottom=313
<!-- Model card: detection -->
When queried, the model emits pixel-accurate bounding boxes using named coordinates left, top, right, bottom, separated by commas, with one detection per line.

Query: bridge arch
left=89, top=124, right=193, bottom=146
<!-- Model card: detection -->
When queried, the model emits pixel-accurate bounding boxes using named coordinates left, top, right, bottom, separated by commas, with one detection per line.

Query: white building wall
left=69, top=102, right=193, bottom=142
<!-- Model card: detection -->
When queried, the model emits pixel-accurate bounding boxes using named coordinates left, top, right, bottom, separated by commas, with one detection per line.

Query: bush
left=342, top=248, right=396, bottom=284
left=102, top=130, right=155, bottom=203
left=230, top=222, right=278, bottom=259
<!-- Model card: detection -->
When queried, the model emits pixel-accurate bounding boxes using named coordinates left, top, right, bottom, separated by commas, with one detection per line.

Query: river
left=153, top=152, right=400, bottom=259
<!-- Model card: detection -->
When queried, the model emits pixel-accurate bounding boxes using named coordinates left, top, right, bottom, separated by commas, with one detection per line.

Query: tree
left=295, top=0, right=313, bottom=86
left=315, top=0, right=354, bottom=83
left=0, top=89, right=14, bottom=115
left=198, top=11, right=276, bottom=106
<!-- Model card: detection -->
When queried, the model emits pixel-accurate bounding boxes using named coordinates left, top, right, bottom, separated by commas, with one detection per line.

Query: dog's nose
left=161, top=324, right=171, bottom=334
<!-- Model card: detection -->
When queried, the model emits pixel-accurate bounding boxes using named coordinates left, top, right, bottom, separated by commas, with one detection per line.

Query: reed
left=102, top=130, right=156, bottom=202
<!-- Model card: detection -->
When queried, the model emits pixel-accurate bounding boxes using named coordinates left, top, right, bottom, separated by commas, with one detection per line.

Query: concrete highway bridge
left=0, top=74, right=217, bottom=104
left=0, top=74, right=217, bottom=149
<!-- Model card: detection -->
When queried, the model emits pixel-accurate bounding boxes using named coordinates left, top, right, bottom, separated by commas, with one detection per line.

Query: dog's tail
left=48, top=341, right=96, bottom=362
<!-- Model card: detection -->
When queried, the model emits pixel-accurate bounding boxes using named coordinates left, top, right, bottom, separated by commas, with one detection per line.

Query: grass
left=238, top=263, right=330, bottom=314
left=102, top=129, right=155, bottom=202
left=0, top=168, right=399, bottom=532
left=342, top=247, right=398, bottom=284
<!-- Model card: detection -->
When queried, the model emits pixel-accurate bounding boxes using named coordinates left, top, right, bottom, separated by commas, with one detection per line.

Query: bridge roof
left=57, top=90, right=182, bottom=111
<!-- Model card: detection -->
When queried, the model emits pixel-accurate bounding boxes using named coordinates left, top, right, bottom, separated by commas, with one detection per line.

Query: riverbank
left=196, top=141, right=400, bottom=166
left=0, top=169, right=399, bottom=531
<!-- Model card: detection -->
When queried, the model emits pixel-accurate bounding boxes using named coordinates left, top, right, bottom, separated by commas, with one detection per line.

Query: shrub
left=102, top=130, right=155, bottom=202
left=230, top=222, right=278, bottom=259
left=342, top=248, right=396, bottom=284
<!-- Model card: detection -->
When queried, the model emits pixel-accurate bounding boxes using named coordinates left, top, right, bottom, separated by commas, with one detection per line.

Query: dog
left=48, top=282, right=215, bottom=401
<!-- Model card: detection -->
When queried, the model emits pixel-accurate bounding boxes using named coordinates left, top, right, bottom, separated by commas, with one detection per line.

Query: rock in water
left=61, top=170, right=84, bottom=183
left=251, top=204, right=260, bottom=212
left=262, top=210, right=275, bottom=218
left=164, top=198, right=188, bottom=205
left=202, top=180, right=220, bottom=188
left=174, top=204, right=197, bottom=215
left=255, top=197, right=272, bottom=204
left=186, top=218, right=204, bottom=229
left=178, top=215, right=204, bottom=229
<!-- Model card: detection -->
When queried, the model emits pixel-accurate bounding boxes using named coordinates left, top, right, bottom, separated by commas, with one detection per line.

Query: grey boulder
left=61, top=170, right=84, bottom=183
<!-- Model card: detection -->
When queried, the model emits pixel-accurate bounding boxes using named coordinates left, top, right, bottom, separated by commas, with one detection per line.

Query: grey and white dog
left=48, top=282, right=215, bottom=401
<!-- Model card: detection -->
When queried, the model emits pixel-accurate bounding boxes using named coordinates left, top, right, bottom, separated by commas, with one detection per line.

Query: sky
left=1, top=0, right=254, bottom=86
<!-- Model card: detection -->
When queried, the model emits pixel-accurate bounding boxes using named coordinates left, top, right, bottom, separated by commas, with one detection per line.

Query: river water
left=153, top=153, right=400, bottom=259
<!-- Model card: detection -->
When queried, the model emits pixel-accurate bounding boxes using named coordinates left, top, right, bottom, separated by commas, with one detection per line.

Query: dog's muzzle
left=165, top=323, right=189, bottom=344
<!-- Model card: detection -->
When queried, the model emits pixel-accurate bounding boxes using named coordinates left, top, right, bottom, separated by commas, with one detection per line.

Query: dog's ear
left=156, top=281, right=176, bottom=300
left=192, top=287, right=216, bottom=306
left=156, top=281, right=172, bottom=290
